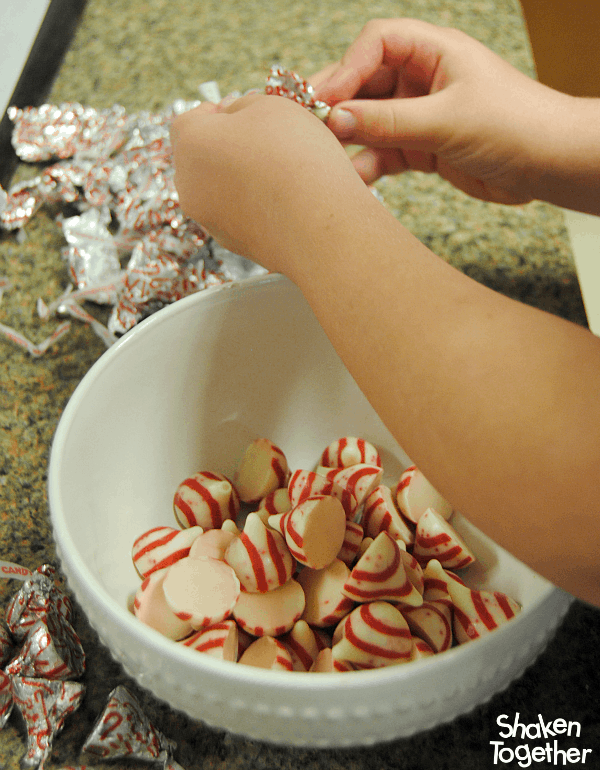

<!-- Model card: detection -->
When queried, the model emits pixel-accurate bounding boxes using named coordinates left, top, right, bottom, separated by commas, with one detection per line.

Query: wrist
left=526, top=93, right=600, bottom=214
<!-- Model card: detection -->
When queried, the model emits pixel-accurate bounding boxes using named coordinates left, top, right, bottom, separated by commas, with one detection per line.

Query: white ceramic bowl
left=49, top=273, right=572, bottom=747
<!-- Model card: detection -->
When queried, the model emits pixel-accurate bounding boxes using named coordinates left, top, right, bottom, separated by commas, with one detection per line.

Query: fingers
left=309, top=62, right=339, bottom=91
left=315, top=18, right=457, bottom=105
left=351, top=148, right=408, bottom=184
left=326, top=91, right=451, bottom=149
left=215, top=91, right=264, bottom=114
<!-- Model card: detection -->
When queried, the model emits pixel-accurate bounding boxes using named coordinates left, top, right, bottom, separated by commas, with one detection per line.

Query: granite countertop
left=1, top=0, right=599, bottom=767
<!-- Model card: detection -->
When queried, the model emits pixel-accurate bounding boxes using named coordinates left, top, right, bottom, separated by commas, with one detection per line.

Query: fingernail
left=329, top=108, right=356, bottom=137
left=217, top=92, right=241, bottom=110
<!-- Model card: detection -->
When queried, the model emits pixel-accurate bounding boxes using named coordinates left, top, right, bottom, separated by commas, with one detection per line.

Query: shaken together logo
left=491, top=714, right=593, bottom=766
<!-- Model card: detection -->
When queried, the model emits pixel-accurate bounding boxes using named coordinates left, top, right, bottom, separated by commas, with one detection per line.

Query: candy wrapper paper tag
left=11, top=677, right=85, bottom=769
left=83, top=685, right=186, bottom=770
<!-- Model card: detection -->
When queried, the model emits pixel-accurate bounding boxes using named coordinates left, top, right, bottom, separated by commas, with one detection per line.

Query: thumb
left=327, top=93, right=450, bottom=151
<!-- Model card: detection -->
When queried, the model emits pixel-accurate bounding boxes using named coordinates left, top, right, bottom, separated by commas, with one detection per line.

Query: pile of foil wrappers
left=0, top=564, right=186, bottom=769
left=0, top=68, right=330, bottom=355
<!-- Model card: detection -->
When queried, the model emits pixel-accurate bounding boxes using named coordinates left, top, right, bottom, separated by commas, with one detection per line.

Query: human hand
left=312, top=18, right=573, bottom=205
left=170, top=93, right=367, bottom=268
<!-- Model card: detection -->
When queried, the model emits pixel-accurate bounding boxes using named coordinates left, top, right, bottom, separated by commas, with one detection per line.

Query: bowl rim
left=48, top=274, right=571, bottom=693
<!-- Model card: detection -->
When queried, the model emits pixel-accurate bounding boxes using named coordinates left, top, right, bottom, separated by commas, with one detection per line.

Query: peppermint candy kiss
left=343, top=532, right=423, bottom=606
left=396, top=466, right=453, bottom=523
left=224, top=512, right=295, bottom=592
left=173, top=471, right=239, bottom=529
left=234, top=438, right=290, bottom=503
left=297, top=558, right=355, bottom=627
left=320, top=436, right=382, bottom=469
left=361, top=484, right=415, bottom=546
left=446, top=578, right=521, bottom=644
left=179, top=619, right=239, bottom=661
left=132, top=525, right=203, bottom=578
left=239, top=636, right=294, bottom=671
left=332, top=602, right=414, bottom=669
left=413, top=507, right=475, bottom=570
left=280, top=494, right=346, bottom=569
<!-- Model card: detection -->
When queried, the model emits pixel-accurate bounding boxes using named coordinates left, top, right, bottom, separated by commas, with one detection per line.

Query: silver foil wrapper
left=6, top=565, right=73, bottom=642
left=10, top=676, right=86, bottom=768
left=5, top=612, right=85, bottom=680
left=1, top=69, right=329, bottom=348
left=0, top=619, right=13, bottom=665
left=82, top=686, right=185, bottom=769
left=265, top=66, right=331, bottom=120
left=8, top=103, right=130, bottom=162
left=0, top=671, right=12, bottom=729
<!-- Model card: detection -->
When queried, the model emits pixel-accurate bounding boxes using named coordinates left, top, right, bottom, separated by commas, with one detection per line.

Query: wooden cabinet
left=519, top=0, right=600, bottom=97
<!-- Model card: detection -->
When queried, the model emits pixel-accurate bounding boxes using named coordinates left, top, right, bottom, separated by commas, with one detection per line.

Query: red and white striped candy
left=222, top=518, right=241, bottom=536
left=239, top=636, right=294, bottom=671
left=224, top=512, right=295, bottom=593
left=361, top=485, right=415, bottom=546
left=446, top=578, right=521, bottom=644
left=233, top=578, right=305, bottom=637
left=163, top=556, right=240, bottom=630
left=258, top=487, right=291, bottom=516
left=288, top=469, right=357, bottom=519
left=410, top=637, right=436, bottom=661
left=281, top=619, right=327, bottom=671
left=266, top=510, right=288, bottom=537
left=413, top=508, right=475, bottom=570
left=331, top=464, right=383, bottom=509
left=395, top=466, right=452, bottom=523
left=281, top=495, right=346, bottom=570
left=173, top=471, right=239, bottom=530
left=189, top=527, right=237, bottom=562
left=422, top=558, right=466, bottom=606
left=343, top=532, right=423, bottom=607
left=133, top=568, right=194, bottom=640
left=132, top=525, right=203, bottom=578
left=401, top=550, right=424, bottom=596
left=331, top=601, right=414, bottom=669
left=234, top=438, right=290, bottom=503
left=297, top=558, right=355, bottom=628
left=356, top=536, right=373, bottom=560
left=320, top=437, right=382, bottom=469
left=178, top=619, right=238, bottom=662
left=311, top=648, right=356, bottom=672
left=336, top=520, right=364, bottom=566
left=236, top=625, right=255, bottom=658
left=401, top=601, right=452, bottom=653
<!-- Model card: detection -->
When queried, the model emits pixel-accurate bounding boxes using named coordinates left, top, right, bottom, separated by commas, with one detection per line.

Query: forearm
left=263, top=183, right=600, bottom=605
left=528, top=93, right=600, bottom=215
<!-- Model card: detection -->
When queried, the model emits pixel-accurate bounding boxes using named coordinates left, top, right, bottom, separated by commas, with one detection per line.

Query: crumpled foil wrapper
left=0, top=671, right=12, bottom=729
left=265, top=66, right=331, bottom=120
left=82, top=685, right=185, bottom=770
left=11, top=676, right=86, bottom=768
left=6, top=564, right=73, bottom=643
left=0, top=67, right=330, bottom=348
left=1, top=564, right=86, bottom=768
left=0, top=619, right=13, bottom=666
left=5, top=612, right=85, bottom=680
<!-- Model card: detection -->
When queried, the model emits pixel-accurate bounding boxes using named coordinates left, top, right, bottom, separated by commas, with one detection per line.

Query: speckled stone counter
left=1, top=0, right=599, bottom=767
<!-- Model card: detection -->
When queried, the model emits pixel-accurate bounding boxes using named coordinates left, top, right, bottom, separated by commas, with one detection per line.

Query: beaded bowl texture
left=48, top=273, right=572, bottom=747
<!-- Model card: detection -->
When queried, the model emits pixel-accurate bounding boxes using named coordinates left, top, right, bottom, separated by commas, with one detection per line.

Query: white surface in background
left=0, top=0, right=51, bottom=118
left=563, top=208, right=600, bottom=336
